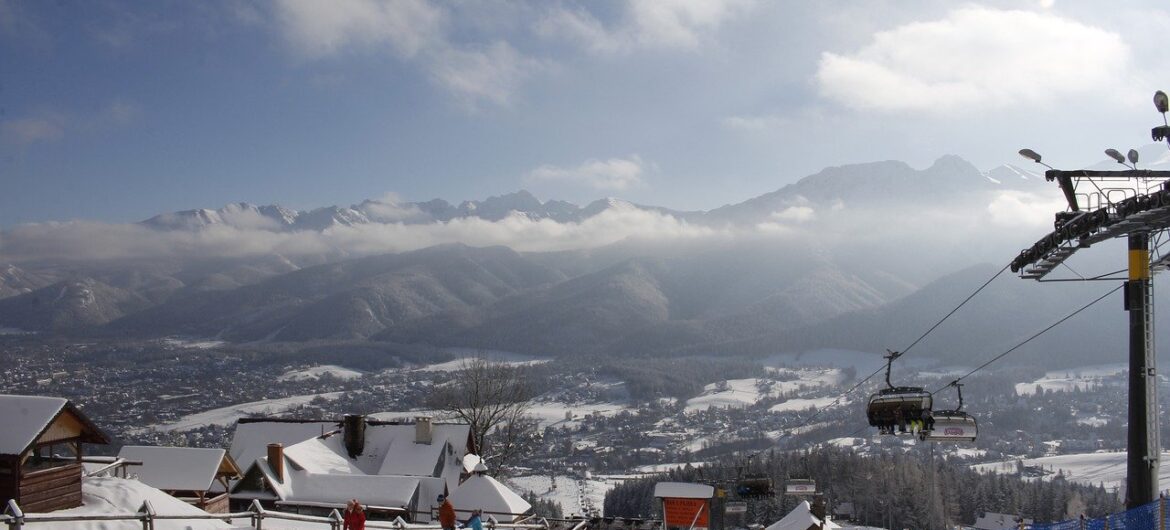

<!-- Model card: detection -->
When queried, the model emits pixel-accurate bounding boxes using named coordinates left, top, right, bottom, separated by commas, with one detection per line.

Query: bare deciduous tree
left=427, top=357, right=537, bottom=472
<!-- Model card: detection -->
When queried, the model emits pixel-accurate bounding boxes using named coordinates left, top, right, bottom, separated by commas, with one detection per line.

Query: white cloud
left=0, top=115, right=65, bottom=146
left=527, top=155, right=649, bottom=191
left=0, top=204, right=726, bottom=261
left=274, top=0, right=442, bottom=59
left=538, top=0, right=753, bottom=53
left=270, top=1, right=540, bottom=108
left=987, top=190, right=1067, bottom=228
left=430, top=42, right=541, bottom=108
left=771, top=206, right=816, bottom=223
left=1, top=101, right=139, bottom=147
left=815, top=7, right=1131, bottom=113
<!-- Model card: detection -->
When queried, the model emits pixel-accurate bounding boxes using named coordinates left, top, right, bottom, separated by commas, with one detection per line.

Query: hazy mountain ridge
left=0, top=154, right=1113, bottom=366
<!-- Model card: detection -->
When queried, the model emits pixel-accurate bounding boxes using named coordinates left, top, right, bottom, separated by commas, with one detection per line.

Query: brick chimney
left=343, top=414, right=366, bottom=458
left=267, top=443, right=284, bottom=483
left=415, top=416, right=433, bottom=444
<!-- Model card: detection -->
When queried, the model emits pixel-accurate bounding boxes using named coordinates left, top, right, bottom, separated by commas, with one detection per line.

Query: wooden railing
left=1, top=498, right=562, bottom=530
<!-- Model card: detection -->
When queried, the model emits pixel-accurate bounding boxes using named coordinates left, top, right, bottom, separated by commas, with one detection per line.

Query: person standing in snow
left=439, top=495, right=457, bottom=530
left=467, top=509, right=485, bottom=530
left=344, top=500, right=366, bottom=530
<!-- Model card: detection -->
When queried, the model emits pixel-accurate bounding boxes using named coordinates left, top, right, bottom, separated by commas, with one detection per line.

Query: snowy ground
left=411, top=357, right=550, bottom=372
left=1014, top=364, right=1126, bottom=396
left=26, top=476, right=234, bottom=529
left=161, top=337, right=226, bottom=349
left=277, top=365, right=363, bottom=382
left=971, top=451, right=1170, bottom=492
left=769, top=396, right=844, bottom=413
left=528, top=400, right=632, bottom=429
left=146, top=392, right=344, bottom=432
left=684, top=369, right=843, bottom=412
left=508, top=474, right=623, bottom=517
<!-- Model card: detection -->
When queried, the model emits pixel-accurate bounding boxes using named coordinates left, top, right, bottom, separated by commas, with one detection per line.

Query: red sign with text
left=663, top=498, right=709, bottom=529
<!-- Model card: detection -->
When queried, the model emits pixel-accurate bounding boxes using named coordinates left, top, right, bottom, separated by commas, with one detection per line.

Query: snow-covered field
left=161, top=337, right=225, bottom=349
left=278, top=365, right=363, bottom=382
left=769, top=396, right=843, bottom=413
left=527, top=400, right=631, bottom=429
left=147, top=392, right=344, bottom=432
left=1014, top=364, right=1126, bottom=396
left=971, top=451, right=1170, bottom=491
left=412, top=357, right=549, bottom=372
left=508, top=474, right=622, bottom=517
left=684, top=369, right=842, bottom=412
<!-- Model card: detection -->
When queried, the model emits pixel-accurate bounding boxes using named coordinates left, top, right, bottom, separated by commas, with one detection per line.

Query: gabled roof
left=0, top=394, right=109, bottom=456
left=447, top=474, right=532, bottom=522
left=117, top=445, right=240, bottom=492
left=232, top=457, right=439, bottom=511
left=766, top=501, right=824, bottom=530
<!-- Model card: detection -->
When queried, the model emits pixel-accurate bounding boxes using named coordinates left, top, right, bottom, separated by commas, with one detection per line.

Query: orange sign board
left=663, top=498, right=709, bottom=528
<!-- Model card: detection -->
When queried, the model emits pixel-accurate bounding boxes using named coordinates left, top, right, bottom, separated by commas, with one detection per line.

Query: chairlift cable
left=761, top=262, right=1012, bottom=449
left=931, top=283, right=1123, bottom=394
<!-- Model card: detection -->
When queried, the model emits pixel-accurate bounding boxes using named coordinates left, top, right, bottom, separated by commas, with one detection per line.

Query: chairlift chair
left=920, top=382, right=978, bottom=442
left=784, top=478, right=816, bottom=496
left=735, top=474, right=775, bottom=498
left=866, top=350, right=933, bottom=435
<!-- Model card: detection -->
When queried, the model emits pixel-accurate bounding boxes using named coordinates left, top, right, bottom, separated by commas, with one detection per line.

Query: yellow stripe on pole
left=1130, top=249, right=1151, bottom=280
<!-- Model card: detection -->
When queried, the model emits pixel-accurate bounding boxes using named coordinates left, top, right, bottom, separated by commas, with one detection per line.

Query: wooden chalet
left=0, top=394, right=110, bottom=512
left=117, top=445, right=242, bottom=513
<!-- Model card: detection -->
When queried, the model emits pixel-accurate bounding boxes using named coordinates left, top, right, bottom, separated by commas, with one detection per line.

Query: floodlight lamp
left=1128, top=149, right=1139, bottom=166
left=1155, top=91, right=1169, bottom=114
left=1106, top=148, right=1125, bottom=164
left=1018, top=149, right=1042, bottom=163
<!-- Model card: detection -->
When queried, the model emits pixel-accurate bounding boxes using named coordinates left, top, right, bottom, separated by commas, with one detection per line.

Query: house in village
left=116, top=445, right=242, bottom=513
left=229, top=415, right=531, bottom=521
left=0, top=394, right=110, bottom=512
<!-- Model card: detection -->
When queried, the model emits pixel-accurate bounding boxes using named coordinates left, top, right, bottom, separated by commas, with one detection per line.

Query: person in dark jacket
left=439, top=495, right=457, bottom=530
left=344, top=500, right=366, bottom=530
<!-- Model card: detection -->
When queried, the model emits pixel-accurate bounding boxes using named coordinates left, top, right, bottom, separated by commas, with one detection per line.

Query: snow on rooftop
left=150, top=392, right=344, bottom=433
left=653, top=482, right=713, bottom=499
left=765, top=500, right=835, bottom=530
left=278, top=365, right=363, bottom=382
left=0, top=394, right=67, bottom=455
left=448, top=474, right=532, bottom=521
left=230, top=421, right=338, bottom=471
left=117, top=445, right=228, bottom=492
left=27, top=476, right=233, bottom=529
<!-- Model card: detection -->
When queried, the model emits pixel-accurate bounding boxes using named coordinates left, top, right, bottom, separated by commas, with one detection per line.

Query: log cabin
left=0, top=394, right=110, bottom=512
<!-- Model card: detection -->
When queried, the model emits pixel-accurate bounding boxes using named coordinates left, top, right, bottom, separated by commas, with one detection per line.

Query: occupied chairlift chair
left=920, top=382, right=978, bottom=442
left=866, top=350, right=932, bottom=435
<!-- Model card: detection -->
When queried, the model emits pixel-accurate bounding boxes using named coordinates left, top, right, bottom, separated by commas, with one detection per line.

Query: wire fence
left=1021, top=497, right=1168, bottom=530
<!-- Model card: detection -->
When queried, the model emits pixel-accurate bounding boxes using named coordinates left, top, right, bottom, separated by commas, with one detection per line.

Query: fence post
left=250, top=499, right=264, bottom=530
left=1160, top=493, right=1166, bottom=530
left=329, top=508, right=343, bottom=530
left=139, top=500, right=156, bottom=530
left=4, top=499, right=24, bottom=530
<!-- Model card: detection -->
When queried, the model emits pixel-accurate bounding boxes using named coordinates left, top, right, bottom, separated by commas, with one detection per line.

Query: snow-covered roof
left=0, top=394, right=108, bottom=456
left=447, top=474, right=532, bottom=522
left=229, top=420, right=337, bottom=470
left=25, top=476, right=233, bottom=529
left=235, top=457, right=442, bottom=514
left=653, top=482, right=714, bottom=499
left=117, top=445, right=239, bottom=492
left=765, top=500, right=838, bottom=530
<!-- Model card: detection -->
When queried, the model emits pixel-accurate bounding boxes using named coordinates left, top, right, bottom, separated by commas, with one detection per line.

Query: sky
left=2, top=0, right=1170, bottom=228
